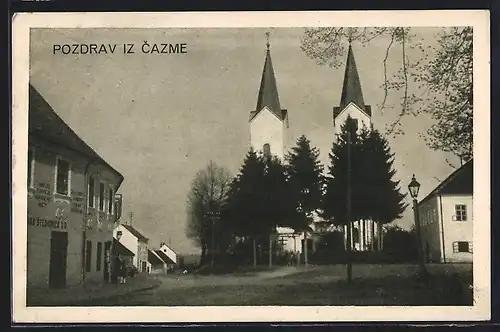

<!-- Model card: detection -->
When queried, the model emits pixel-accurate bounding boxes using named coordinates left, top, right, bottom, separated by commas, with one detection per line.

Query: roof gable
left=112, top=238, right=135, bottom=256
left=419, top=159, right=473, bottom=205
left=29, top=84, right=124, bottom=186
left=154, top=249, right=176, bottom=265
left=121, top=224, right=149, bottom=243
left=333, top=102, right=372, bottom=121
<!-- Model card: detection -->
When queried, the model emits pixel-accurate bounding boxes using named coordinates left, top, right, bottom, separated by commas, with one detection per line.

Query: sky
left=29, top=27, right=458, bottom=255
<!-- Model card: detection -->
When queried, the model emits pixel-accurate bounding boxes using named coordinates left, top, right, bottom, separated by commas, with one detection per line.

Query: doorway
left=104, top=241, right=112, bottom=281
left=49, top=231, right=68, bottom=289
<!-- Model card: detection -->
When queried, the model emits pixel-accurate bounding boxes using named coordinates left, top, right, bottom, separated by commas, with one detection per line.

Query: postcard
left=12, top=10, right=490, bottom=323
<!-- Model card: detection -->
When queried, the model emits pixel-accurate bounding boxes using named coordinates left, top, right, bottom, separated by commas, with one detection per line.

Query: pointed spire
left=251, top=33, right=282, bottom=121
left=339, top=43, right=366, bottom=112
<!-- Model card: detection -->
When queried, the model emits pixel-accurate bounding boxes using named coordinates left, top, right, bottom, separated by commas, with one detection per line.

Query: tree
left=361, top=127, right=408, bottom=249
left=185, top=161, right=232, bottom=266
left=225, top=149, right=268, bottom=268
left=301, top=27, right=473, bottom=165
left=285, top=135, right=325, bottom=267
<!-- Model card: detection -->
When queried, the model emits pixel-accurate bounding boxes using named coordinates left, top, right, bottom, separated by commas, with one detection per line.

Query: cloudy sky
left=29, top=27, right=457, bottom=254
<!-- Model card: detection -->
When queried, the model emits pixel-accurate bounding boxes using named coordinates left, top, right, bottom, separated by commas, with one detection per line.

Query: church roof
left=250, top=47, right=284, bottom=121
left=334, top=44, right=372, bottom=119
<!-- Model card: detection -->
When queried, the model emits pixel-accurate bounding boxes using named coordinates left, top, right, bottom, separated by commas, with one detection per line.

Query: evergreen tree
left=225, top=148, right=268, bottom=238
left=322, top=116, right=363, bottom=225
left=285, top=135, right=325, bottom=232
left=362, top=127, right=407, bottom=224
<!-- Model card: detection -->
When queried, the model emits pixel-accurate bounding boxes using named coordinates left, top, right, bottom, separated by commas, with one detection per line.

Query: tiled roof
left=250, top=48, right=284, bottom=122
left=29, top=84, right=124, bottom=186
left=154, top=249, right=176, bottom=265
left=121, top=224, right=149, bottom=243
left=112, top=238, right=135, bottom=257
left=418, top=158, right=473, bottom=205
left=334, top=44, right=371, bottom=119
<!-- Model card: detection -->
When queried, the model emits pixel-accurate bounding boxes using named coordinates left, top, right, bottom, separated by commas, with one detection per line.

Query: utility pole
left=129, top=211, right=134, bottom=227
left=346, top=127, right=353, bottom=283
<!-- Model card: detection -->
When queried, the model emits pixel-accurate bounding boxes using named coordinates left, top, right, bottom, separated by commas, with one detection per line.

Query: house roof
left=250, top=46, right=284, bottom=122
left=112, top=238, right=135, bottom=257
left=418, top=158, right=473, bottom=205
left=121, top=224, right=149, bottom=243
left=334, top=44, right=372, bottom=119
left=29, top=84, right=124, bottom=187
left=148, top=249, right=164, bottom=265
left=154, top=249, right=176, bottom=265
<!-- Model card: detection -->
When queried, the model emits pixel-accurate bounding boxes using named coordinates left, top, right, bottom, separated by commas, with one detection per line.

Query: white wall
left=441, top=194, right=473, bottom=263
left=418, top=195, right=444, bottom=263
left=160, top=244, right=177, bottom=264
left=250, top=107, right=285, bottom=161
left=333, top=103, right=371, bottom=136
left=113, top=224, right=139, bottom=267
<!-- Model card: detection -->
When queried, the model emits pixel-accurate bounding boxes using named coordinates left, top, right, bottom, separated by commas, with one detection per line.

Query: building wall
left=250, top=107, right=285, bottom=160
left=137, top=240, right=149, bottom=272
left=333, top=103, right=371, bottom=136
left=159, top=244, right=177, bottom=264
left=418, top=195, right=443, bottom=263
left=27, top=138, right=120, bottom=289
left=113, top=225, right=138, bottom=266
left=441, top=194, right=473, bottom=263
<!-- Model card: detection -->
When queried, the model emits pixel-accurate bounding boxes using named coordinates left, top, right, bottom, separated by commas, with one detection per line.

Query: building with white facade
left=417, top=159, right=473, bottom=263
left=113, top=223, right=150, bottom=272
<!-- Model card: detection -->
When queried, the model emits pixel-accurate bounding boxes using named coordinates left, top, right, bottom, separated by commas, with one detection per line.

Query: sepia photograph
left=12, top=11, right=490, bottom=323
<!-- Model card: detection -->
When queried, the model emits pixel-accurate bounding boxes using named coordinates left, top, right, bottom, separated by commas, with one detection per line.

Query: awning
left=112, top=238, right=135, bottom=257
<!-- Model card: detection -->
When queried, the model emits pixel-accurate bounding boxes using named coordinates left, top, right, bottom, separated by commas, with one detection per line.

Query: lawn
left=90, top=264, right=473, bottom=306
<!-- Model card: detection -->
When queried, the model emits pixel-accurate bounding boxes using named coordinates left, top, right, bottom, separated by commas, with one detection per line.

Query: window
left=88, top=176, right=95, bottom=208
left=96, top=242, right=102, bottom=271
left=263, top=143, right=271, bottom=157
left=352, top=118, right=359, bottom=132
left=55, top=158, right=70, bottom=195
left=85, top=240, right=92, bottom=272
left=453, top=241, right=471, bottom=253
left=455, top=204, right=467, bottom=221
left=108, top=187, right=114, bottom=214
left=28, top=147, right=35, bottom=188
left=99, top=182, right=105, bottom=211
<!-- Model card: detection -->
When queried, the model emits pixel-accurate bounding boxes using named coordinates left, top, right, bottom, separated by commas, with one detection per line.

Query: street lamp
left=408, top=174, right=427, bottom=277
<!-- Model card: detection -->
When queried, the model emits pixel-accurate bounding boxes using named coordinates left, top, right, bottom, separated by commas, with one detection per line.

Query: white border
left=12, top=10, right=490, bottom=323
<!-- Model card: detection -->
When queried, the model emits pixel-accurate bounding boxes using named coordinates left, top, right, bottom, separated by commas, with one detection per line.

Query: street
left=81, top=263, right=473, bottom=306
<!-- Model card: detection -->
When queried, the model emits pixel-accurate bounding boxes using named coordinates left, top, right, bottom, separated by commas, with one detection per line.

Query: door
left=103, top=241, right=111, bottom=281
left=49, top=231, right=68, bottom=289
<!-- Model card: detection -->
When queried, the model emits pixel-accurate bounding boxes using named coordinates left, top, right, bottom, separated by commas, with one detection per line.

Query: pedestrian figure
left=113, top=254, right=121, bottom=285
left=120, top=257, right=128, bottom=284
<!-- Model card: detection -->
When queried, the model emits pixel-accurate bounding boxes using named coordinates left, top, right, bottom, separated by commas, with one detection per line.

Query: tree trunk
left=304, top=231, right=308, bottom=270
left=377, top=222, right=383, bottom=251
left=346, top=222, right=352, bottom=282
left=253, top=237, right=257, bottom=270
left=371, top=219, right=375, bottom=251
left=269, top=233, right=273, bottom=269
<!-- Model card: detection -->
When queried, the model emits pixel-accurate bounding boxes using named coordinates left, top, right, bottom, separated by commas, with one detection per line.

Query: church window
left=263, top=143, right=271, bottom=157
left=352, top=118, right=359, bottom=132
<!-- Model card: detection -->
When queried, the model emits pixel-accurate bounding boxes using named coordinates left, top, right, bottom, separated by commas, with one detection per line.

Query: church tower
left=333, top=42, right=372, bottom=136
left=249, top=34, right=289, bottom=161
left=334, top=41, right=381, bottom=252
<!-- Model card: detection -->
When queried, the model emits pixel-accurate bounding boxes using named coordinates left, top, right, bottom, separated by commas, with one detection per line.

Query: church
left=248, top=35, right=384, bottom=255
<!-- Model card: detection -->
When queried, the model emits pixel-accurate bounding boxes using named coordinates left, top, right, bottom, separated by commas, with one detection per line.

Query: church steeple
left=250, top=32, right=283, bottom=121
left=339, top=43, right=366, bottom=112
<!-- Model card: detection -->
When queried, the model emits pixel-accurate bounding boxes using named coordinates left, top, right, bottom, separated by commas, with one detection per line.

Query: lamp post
left=408, top=174, right=427, bottom=277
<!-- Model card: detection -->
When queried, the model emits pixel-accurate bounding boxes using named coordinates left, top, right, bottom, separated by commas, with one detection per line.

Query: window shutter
left=469, top=242, right=473, bottom=253
left=453, top=242, right=459, bottom=253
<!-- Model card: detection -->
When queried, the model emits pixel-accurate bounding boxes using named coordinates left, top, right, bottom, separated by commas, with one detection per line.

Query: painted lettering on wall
left=34, top=182, right=51, bottom=207
left=71, top=190, right=85, bottom=213
left=28, top=217, right=68, bottom=230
